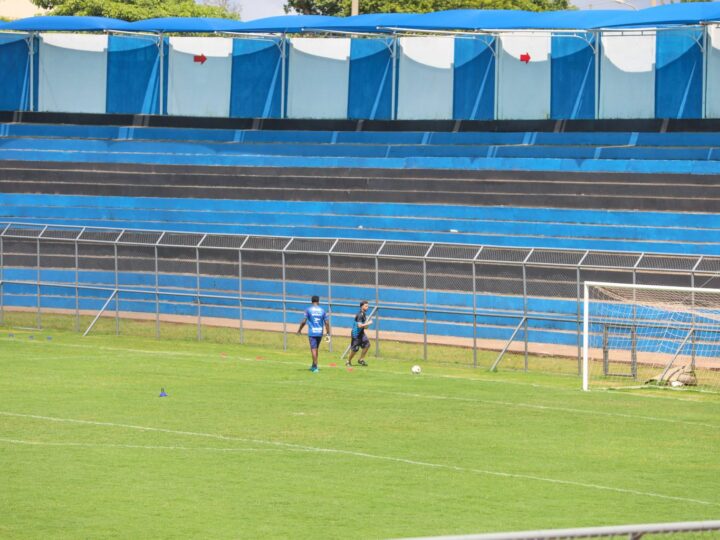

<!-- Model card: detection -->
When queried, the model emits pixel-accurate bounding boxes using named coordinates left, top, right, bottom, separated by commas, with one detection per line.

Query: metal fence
left=396, top=519, right=720, bottom=540
left=1, top=221, right=719, bottom=372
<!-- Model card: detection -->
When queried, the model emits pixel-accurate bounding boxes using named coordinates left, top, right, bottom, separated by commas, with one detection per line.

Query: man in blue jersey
left=347, top=300, right=372, bottom=367
left=296, top=295, right=331, bottom=372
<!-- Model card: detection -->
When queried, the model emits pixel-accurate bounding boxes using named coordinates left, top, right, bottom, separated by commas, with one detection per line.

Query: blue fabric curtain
left=348, top=38, right=393, bottom=120
left=656, top=28, right=702, bottom=119
left=107, top=35, right=161, bottom=114
left=453, top=37, right=495, bottom=120
left=230, top=38, right=282, bottom=118
left=551, top=33, right=595, bottom=120
left=0, top=34, right=31, bottom=111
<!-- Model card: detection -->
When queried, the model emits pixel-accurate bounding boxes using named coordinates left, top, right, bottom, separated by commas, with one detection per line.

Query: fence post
left=0, top=232, right=4, bottom=326
left=238, top=248, right=244, bottom=344
left=196, top=244, right=201, bottom=341
left=114, top=242, right=119, bottom=335
left=154, top=243, right=160, bottom=338
left=74, top=233, right=81, bottom=332
left=327, top=250, right=333, bottom=353
left=522, top=249, right=533, bottom=371
left=472, top=260, right=477, bottom=368
left=423, top=258, right=428, bottom=362
left=576, top=251, right=589, bottom=375
left=375, top=252, right=380, bottom=357
left=36, top=231, right=42, bottom=330
left=282, top=250, right=287, bottom=351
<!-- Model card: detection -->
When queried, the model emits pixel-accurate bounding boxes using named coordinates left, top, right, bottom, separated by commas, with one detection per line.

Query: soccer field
left=1, top=325, right=719, bottom=539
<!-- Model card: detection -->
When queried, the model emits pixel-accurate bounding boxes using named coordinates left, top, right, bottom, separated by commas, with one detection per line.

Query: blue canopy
left=522, top=10, right=631, bottom=30
left=307, top=13, right=419, bottom=33
left=390, top=10, right=538, bottom=31
left=4, top=7, right=720, bottom=35
left=237, top=15, right=339, bottom=34
left=2, top=16, right=131, bottom=32
left=390, top=9, right=641, bottom=31
left=600, top=2, right=720, bottom=28
left=127, top=17, right=244, bottom=33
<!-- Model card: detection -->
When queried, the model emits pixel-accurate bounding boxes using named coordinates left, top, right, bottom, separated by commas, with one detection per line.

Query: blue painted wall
left=0, top=35, right=32, bottom=111
left=453, top=37, right=495, bottom=120
left=348, top=38, right=393, bottom=120
left=655, top=28, right=703, bottom=119
left=107, top=35, right=162, bottom=115
left=551, top=33, right=595, bottom=120
left=230, top=38, right=283, bottom=118
left=0, top=33, right=716, bottom=119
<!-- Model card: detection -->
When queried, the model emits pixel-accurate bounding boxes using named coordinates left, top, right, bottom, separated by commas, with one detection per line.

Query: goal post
left=583, top=281, right=720, bottom=392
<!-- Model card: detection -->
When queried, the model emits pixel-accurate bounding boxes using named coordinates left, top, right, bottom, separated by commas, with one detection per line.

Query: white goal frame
left=582, top=281, right=720, bottom=391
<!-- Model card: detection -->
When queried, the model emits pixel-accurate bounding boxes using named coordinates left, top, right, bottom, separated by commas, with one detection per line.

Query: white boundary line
left=0, top=437, right=302, bottom=453
left=1, top=411, right=717, bottom=508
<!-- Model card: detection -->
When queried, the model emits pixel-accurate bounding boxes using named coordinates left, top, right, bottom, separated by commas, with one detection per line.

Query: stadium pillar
left=391, top=37, right=397, bottom=120
left=158, top=34, right=165, bottom=115
left=703, top=25, right=709, bottom=119
left=28, top=33, right=35, bottom=112
left=280, top=35, right=287, bottom=119
left=594, top=31, right=601, bottom=120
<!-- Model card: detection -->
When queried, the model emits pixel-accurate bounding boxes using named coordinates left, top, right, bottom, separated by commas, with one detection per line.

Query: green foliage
left=29, top=0, right=240, bottom=21
left=286, top=0, right=571, bottom=15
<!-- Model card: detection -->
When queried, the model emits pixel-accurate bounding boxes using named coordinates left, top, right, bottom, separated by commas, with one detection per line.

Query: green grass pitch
left=1, top=321, right=719, bottom=539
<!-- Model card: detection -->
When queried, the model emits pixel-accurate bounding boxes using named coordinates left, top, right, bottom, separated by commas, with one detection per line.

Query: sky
left=238, top=0, right=288, bottom=20
left=234, top=0, right=657, bottom=20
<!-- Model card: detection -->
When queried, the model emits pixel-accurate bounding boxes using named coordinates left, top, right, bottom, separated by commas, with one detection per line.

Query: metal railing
left=395, top=519, right=720, bottom=540
left=1, top=221, right=719, bottom=371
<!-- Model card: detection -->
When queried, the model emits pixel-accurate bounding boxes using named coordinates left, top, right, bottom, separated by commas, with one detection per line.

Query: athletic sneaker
left=310, top=365, right=319, bottom=373
left=358, top=359, right=368, bottom=366
left=345, top=361, right=352, bottom=367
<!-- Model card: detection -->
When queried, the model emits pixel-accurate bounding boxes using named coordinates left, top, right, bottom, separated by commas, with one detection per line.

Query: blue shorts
left=308, top=336, right=322, bottom=349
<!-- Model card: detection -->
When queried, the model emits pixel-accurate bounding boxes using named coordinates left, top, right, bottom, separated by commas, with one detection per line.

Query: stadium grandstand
left=2, top=6, right=720, bottom=539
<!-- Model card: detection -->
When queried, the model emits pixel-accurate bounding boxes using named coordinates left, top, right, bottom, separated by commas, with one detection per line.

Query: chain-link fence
left=1, top=221, right=718, bottom=374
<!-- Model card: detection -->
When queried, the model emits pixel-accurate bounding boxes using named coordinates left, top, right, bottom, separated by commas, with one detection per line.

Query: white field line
left=0, top=437, right=303, bottom=454
left=0, top=411, right=717, bottom=508
left=373, top=391, right=720, bottom=430
left=5, top=339, right=719, bottom=428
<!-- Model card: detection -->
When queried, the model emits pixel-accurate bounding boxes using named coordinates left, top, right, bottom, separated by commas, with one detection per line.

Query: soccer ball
left=670, top=380, right=684, bottom=388
left=411, top=365, right=422, bottom=375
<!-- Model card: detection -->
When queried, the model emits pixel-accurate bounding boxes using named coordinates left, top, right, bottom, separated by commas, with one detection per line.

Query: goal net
left=583, top=282, right=720, bottom=392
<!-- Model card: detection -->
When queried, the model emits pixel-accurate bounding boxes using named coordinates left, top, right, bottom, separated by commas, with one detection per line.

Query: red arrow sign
left=193, top=54, right=207, bottom=64
left=520, top=52, right=531, bottom=64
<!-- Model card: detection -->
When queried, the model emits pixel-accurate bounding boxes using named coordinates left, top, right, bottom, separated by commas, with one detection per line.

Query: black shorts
left=351, top=334, right=370, bottom=352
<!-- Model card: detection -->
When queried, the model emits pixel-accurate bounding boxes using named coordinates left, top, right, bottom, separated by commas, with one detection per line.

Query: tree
left=285, top=0, right=571, bottom=15
left=30, top=0, right=242, bottom=21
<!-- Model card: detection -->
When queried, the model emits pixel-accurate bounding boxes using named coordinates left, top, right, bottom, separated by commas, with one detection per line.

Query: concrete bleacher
left=2, top=117, right=718, bottom=353
left=3, top=124, right=720, bottom=175
left=1, top=120, right=720, bottom=256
